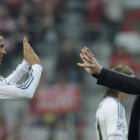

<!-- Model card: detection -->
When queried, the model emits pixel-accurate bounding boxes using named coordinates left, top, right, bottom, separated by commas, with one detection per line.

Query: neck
left=117, top=94, right=123, bottom=102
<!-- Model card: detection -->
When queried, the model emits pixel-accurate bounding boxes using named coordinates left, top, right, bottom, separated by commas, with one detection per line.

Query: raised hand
left=77, top=47, right=102, bottom=75
left=23, top=37, right=41, bottom=66
left=23, top=37, right=28, bottom=60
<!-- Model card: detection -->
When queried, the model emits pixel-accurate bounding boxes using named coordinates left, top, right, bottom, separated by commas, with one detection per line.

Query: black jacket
left=93, top=68, right=140, bottom=140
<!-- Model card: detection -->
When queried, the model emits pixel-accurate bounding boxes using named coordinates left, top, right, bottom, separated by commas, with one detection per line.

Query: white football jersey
left=95, top=97, right=128, bottom=140
left=0, top=59, right=42, bottom=100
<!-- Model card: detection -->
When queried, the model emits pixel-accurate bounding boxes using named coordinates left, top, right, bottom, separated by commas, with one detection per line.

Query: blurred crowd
left=0, top=0, right=140, bottom=140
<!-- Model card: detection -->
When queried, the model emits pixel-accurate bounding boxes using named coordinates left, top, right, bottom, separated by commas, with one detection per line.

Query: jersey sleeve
left=5, top=59, right=30, bottom=83
left=108, top=136, right=124, bottom=140
left=97, top=68, right=140, bottom=95
left=0, top=64, right=42, bottom=100
left=104, top=102, right=125, bottom=138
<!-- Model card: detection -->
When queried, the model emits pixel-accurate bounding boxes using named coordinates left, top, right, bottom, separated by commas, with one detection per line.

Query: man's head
left=103, top=65, right=135, bottom=101
left=0, top=33, right=6, bottom=65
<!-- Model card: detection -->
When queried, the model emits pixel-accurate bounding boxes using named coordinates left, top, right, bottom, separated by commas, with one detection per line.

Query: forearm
left=15, top=64, right=42, bottom=99
left=92, top=74, right=99, bottom=79
left=0, top=64, right=42, bottom=100
left=96, top=68, right=140, bottom=95
left=6, top=59, right=30, bottom=83
left=108, top=136, right=124, bottom=140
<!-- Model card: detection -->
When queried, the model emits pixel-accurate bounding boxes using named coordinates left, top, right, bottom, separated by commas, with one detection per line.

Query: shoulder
left=103, top=97, right=119, bottom=109
left=97, top=97, right=118, bottom=114
left=103, top=98, right=120, bottom=115
left=103, top=98, right=125, bottom=120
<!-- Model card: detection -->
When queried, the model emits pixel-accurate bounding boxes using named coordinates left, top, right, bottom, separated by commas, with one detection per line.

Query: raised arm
left=97, top=68, right=140, bottom=95
left=6, top=59, right=30, bottom=83
left=0, top=37, right=43, bottom=100
left=6, top=37, right=30, bottom=83
left=77, top=47, right=140, bottom=95
left=0, top=64, right=42, bottom=100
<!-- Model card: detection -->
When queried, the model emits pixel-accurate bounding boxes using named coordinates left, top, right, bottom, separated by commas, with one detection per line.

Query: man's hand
left=77, top=47, right=102, bottom=75
left=23, top=37, right=41, bottom=66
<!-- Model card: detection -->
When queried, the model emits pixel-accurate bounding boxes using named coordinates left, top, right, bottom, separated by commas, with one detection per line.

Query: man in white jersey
left=0, top=32, right=42, bottom=100
left=95, top=65, right=135, bottom=140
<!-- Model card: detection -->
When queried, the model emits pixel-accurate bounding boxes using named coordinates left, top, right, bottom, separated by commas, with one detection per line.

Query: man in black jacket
left=77, top=47, right=140, bottom=140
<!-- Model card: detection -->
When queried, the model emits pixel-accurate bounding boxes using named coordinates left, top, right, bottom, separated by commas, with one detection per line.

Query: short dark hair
left=103, top=65, right=134, bottom=98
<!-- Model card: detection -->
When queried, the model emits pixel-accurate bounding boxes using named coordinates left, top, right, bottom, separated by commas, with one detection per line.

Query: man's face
left=0, top=36, right=6, bottom=65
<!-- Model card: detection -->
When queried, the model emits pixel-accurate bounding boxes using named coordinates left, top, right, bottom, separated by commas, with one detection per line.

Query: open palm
left=77, top=47, right=102, bottom=75
left=79, top=53, right=95, bottom=75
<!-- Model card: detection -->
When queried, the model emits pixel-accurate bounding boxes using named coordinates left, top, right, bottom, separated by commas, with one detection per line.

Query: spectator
left=0, top=5, right=17, bottom=33
left=86, top=0, right=104, bottom=24
left=57, top=39, right=83, bottom=83
left=110, top=46, right=135, bottom=71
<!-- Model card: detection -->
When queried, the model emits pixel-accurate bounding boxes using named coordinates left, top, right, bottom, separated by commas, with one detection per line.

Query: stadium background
left=0, top=0, right=139, bottom=139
